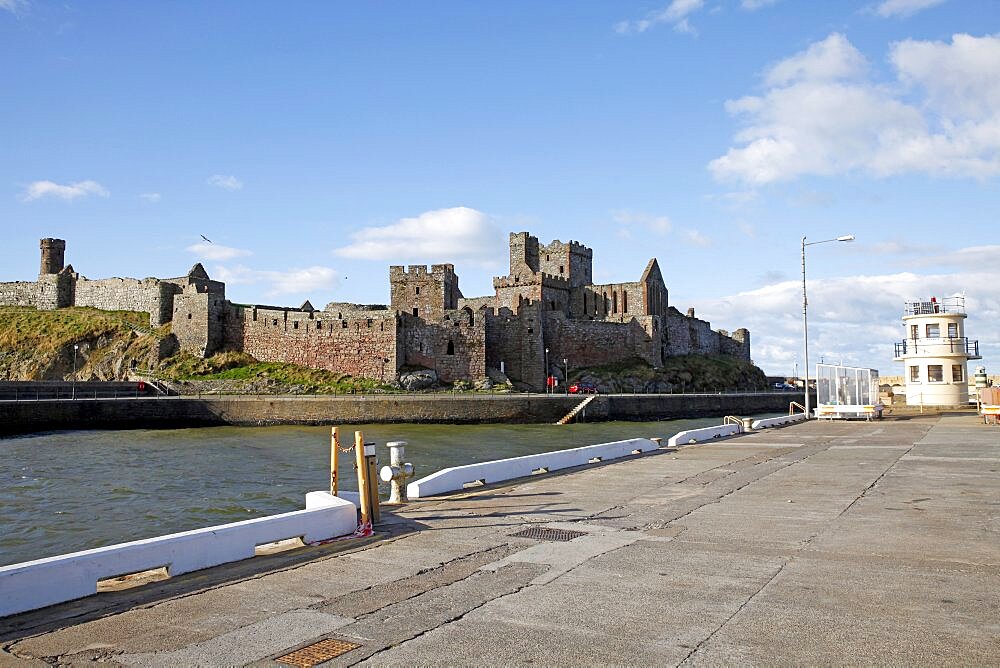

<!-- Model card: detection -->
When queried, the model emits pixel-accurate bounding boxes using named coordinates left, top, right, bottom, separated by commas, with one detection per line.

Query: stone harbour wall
left=0, top=392, right=802, bottom=435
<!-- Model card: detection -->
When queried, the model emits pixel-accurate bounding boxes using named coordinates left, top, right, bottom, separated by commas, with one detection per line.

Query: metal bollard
left=379, top=440, right=414, bottom=504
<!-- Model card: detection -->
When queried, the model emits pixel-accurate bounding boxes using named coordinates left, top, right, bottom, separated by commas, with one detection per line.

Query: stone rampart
left=74, top=277, right=172, bottom=327
left=224, top=305, right=400, bottom=381
left=0, top=282, right=38, bottom=307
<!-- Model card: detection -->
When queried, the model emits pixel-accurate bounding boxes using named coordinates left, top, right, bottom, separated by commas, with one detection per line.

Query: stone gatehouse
left=1, top=234, right=750, bottom=389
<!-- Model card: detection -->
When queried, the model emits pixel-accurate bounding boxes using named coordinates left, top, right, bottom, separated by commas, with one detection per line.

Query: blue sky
left=2, top=0, right=998, bottom=376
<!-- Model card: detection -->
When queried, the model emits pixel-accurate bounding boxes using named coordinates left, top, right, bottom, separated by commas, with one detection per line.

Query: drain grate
left=275, top=638, right=361, bottom=667
left=510, top=526, right=588, bottom=542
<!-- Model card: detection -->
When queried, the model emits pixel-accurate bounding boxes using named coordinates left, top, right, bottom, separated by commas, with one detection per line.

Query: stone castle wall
left=0, top=281, right=38, bottom=307
left=74, top=277, right=175, bottom=327
left=223, top=304, right=401, bottom=382
left=400, top=309, right=487, bottom=382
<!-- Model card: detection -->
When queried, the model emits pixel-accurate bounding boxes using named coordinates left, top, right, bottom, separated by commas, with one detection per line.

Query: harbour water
left=1, top=417, right=733, bottom=567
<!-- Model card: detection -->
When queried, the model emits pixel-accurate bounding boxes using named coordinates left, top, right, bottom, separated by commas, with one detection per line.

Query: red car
left=569, top=383, right=598, bottom=394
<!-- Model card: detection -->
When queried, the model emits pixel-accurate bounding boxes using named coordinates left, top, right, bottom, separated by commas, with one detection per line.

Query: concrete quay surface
left=2, top=413, right=998, bottom=666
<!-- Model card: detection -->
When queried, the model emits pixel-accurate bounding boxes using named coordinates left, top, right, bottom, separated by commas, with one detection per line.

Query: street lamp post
left=72, top=344, right=79, bottom=400
left=802, top=234, right=855, bottom=418
left=563, top=358, right=568, bottom=395
left=543, top=347, right=550, bottom=394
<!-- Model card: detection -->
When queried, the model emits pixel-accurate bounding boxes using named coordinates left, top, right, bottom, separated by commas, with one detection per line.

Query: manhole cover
left=510, top=526, right=588, bottom=542
left=276, top=638, right=361, bottom=667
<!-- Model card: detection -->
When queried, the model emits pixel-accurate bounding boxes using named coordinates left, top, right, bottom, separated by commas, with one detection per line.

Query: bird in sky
left=200, top=235, right=212, bottom=243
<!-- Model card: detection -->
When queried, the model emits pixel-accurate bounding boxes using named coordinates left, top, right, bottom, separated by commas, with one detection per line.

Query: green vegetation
left=157, top=351, right=396, bottom=394
left=0, top=306, right=161, bottom=380
left=0, top=306, right=149, bottom=355
left=571, top=355, right=768, bottom=393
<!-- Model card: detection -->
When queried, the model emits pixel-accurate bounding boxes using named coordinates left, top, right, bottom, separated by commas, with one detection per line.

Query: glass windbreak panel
left=816, top=365, right=878, bottom=405
left=910, top=324, right=919, bottom=339
left=926, top=323, right=940, bottom=338
left=909, top=366, right=920, bottom=382
left=928, top=365, right=943, bottom=382
left=948, top=322, right=958, bottom=338
left=952, top=365, right=964, bottom=382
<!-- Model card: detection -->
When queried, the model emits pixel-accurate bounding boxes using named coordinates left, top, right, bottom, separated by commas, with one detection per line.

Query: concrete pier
left=2, top=414, right=998, bottom=665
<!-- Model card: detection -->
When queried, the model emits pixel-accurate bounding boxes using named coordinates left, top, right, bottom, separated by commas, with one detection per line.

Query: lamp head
left=837, top=235, right=855, bottom=242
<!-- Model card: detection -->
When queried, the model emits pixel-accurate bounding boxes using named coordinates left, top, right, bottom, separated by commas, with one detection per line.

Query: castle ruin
left=1, top=234, right=750, bottom=389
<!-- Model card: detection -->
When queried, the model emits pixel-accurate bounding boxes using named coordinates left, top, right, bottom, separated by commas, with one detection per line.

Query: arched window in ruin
left=583, top=293, right=588, bottom=313
left=603, top=292, right=608, bottom=313
left=623, top=291, right=628, bottom=314
left=612, top=291, right=618, bottom=314
left=446, top=340, right=455, bottom=355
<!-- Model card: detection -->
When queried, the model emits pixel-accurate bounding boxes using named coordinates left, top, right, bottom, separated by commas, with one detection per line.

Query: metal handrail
left=904, top=296, right=965, bottom=316
left=894, top=337, right=979, bottom=357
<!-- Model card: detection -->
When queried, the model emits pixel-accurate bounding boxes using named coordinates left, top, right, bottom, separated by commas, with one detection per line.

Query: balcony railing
left=904, top=296, right=966, bottom=316
left=894, top=337, right=980, bottom=358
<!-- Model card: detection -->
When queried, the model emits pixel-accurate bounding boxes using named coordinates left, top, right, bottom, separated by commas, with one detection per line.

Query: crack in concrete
left=348, top=569, right=542, bottom=667
left=679, top=560, right=789, bottom=666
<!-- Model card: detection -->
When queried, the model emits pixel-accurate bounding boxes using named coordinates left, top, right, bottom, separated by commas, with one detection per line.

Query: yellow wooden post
left=354, top=430, right=372, bottom=525
left=330, top=426, right=340, bottom=496
left=366, top=452, right=381, bottom=523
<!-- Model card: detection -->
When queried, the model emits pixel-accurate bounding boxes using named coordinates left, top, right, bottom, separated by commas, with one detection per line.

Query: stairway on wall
left=555, top=395, right=597, bottom=425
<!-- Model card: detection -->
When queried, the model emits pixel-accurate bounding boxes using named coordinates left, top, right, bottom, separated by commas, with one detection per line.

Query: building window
left=413, top=307, right=418, bottom=317
left=316, top=321, right=322, bottom=329
left=623, top=292, right=628, bottom=313
left=926, top=323, right=940, bottom=338
left=187, top=313, right=192, bottom=320
left=446, top=340, right=455, bottom=355
left=559, top=265, right=564, bottom=274
left=293, top=321, right=299, bottom=329
left=583, top=293, right=588, bottom=313
left=415, top=286, right=420, bottom=295
left=612, top=292, right=618, bottom=314
left=948, top=322, right=958, bottom=338
left=952, top=365, right=964, bottom=382
left=272, top=319, right=278, bottom=326
left=367, top=318, right=372, bottom=328
left=909, top=366, right=920, bottom=382
left=910, top=324, right=918, bottom=340
left=342, top=320, right=348, bottom=328
left=928, top=365, right=943, bottom=382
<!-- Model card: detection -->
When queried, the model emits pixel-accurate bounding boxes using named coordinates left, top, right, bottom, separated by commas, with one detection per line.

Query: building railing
left=904, top=296, right=966, bottom=316
left=894, top=337, right=979, bottom=358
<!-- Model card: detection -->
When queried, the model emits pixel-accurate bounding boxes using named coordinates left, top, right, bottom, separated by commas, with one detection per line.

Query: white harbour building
left=893, top=296, right=980, bottom=406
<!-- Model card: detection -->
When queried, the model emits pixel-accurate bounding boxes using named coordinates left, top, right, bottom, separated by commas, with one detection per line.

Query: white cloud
left=615, top=0, right=704, bottom=35
left=21, top=180, right=109, bottom=202
left=710, top=33, right=1000, bottom=184
left=186, top=241, right=253, bottom=262
left=696, top=257, right=1000, bottom=374
left=613, top=210, right=673, bottom=239
left=334, top=206, right=502, bottom=263
left=0, top=0, right=28, bottom=14
left=207, top=174, right=243, bottom=191
left=683, top=229, right=712, bottom=246
left=875, top=0, right=947, bottom=18
left=742, top=0, right=779, bottom=8
left=140, top=192, right=161, bottom=203
left=213, top=264, right=338, bottom=298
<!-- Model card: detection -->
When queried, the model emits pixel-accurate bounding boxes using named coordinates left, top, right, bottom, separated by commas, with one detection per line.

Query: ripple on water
left=0, top=418, right=732, bottom=566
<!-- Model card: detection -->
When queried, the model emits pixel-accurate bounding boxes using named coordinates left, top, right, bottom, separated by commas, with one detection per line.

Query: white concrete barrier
left=0, top=491, right=357, bottom=618
left=666, top=424, right=740, bottom=448
left=407, top=438, right=659, bottom=499
left=751, top=414, right=808, bottom=430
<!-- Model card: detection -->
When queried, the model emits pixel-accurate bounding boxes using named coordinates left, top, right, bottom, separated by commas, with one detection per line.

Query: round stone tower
left=39, top=238, right=66, bottom=275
